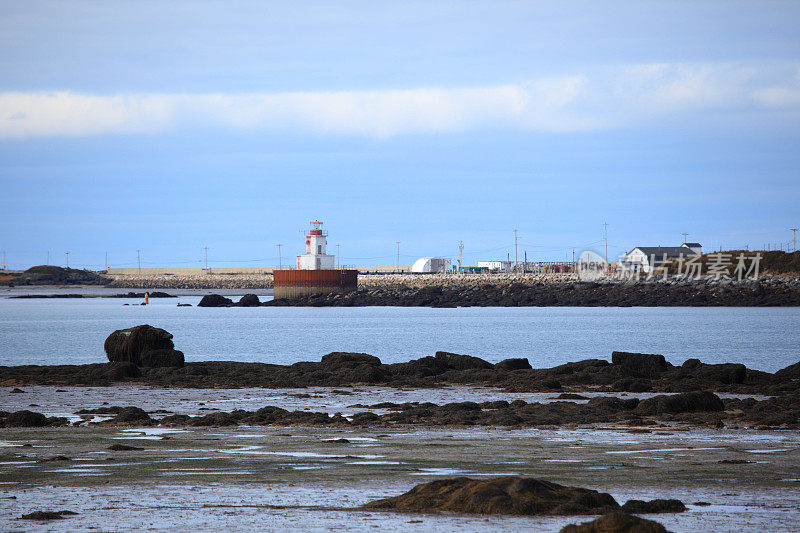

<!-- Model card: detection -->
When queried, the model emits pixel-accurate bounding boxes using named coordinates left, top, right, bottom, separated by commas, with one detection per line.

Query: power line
left=396, top=241, right=400, bottom=271
left=458, top=240, right=464, bottom=268
left=136, top=250, right=141, bottom=274
left=514, top=229, right=518, bottom=268
left=682, top=231, right=689, bottom=243
left=65, top=251, right=69, bottom=269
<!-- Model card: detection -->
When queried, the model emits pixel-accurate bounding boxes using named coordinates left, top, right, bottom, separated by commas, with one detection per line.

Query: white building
left=624, top=243, right=701, bottom=274
left=296, top=220, right=335, bottom=270
left=411, top=257, right=450, bottom=273
left=477, top=260, right=513, bottom=272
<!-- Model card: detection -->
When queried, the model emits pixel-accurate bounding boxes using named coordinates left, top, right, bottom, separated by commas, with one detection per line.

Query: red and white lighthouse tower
left=273, top=219, right=357, bottom=299
left=296, top=220, right=335, bottom=270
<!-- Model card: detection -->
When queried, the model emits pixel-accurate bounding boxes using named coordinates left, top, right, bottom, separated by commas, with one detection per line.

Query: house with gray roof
left=624, top=243, right=702, bottom=274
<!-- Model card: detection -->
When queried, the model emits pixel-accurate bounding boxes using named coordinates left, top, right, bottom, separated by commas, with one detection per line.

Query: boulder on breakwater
left=104, top=325, right=184, bottom=368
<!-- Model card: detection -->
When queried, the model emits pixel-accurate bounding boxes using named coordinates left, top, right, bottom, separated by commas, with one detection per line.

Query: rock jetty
left=265, top=278, right=800, bottom=307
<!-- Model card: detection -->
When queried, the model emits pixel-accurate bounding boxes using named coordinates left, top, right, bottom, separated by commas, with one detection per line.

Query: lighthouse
left=297, top=220, right=335, bottom=270
left=272, top=220, right=357, bottom=299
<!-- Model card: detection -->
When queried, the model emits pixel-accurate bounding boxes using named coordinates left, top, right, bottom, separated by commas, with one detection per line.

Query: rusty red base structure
left=273, top=269, right=358, bottom=299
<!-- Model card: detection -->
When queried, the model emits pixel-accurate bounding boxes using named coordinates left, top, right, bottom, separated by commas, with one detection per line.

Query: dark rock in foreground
left=560, top=512, right=667, bottom=533
left=363, top=476, right=620, bottom=516
left=104, top=325, right=184, bottom=368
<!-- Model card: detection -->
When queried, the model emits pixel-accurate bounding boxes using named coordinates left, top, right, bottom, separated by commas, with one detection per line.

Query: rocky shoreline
left=3, top=349, right=799, bottom=429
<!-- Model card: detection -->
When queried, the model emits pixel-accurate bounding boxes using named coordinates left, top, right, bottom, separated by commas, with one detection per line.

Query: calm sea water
left=0, top=296, right=798, bottom=372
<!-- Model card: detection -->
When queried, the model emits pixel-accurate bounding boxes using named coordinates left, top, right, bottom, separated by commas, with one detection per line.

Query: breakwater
left=265, top=277, right=800, bottom=307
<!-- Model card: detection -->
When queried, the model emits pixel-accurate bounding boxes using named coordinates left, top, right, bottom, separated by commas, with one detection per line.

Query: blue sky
left=1, top=1, right=799, bottom=269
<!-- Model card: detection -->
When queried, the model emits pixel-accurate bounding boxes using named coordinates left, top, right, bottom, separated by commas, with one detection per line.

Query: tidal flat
left=1, top=386, right=799, bottom=531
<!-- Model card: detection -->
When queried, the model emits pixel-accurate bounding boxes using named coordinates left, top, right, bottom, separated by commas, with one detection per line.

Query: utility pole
left=458, top=240, right=464, bottom=268
left=603, top=222, right=608, bottom=267
left=203, top=246, right=209, bottom=270
left=105, top=251, right=108, bottom=271
left=276, top=244, right=282, bottom=269
left=682, top=232, right=689, bottom=243
left=336, top=244, right=340, bottom=269
left=396, top=241, right=400, bottom=272
left=524, top=251, right=527, bottom=273
left=791, top=228, right=798, bottom=252
left=65, top=251, right=69, bottom=269
left=136, top=249, right=141, bottom=274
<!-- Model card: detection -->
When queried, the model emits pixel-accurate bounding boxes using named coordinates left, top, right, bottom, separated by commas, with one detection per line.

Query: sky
left=1, top=1, right=799, bottom=269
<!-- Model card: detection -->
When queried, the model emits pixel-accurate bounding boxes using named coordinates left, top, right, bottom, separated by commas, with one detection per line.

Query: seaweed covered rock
left=635, top=391, right=724, bottom=415
left=621, top=499, right=686, bottom=514
left=104, top=325, right=184, bottom=368
left=97, top=406, right=153, bottom=426
left=1, top=410, right=68, bottom=427
left=612, top=352, right=670, bottom=379
left=496, top=358, right=532, bottom=371
left=363, top=476, right=620, bottom=516
left=20, top=510, right=78, bottom=520
left=197, top=294, right=233, bottom=307
left=560, top=512, right=667, bottom=533
left=236, top=294, right=261, bottom=307
left=434, top=351, right=494, bottom=371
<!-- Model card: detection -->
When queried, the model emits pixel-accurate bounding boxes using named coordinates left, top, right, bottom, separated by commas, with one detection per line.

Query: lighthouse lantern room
left=297, top=220, right=335, bottom=270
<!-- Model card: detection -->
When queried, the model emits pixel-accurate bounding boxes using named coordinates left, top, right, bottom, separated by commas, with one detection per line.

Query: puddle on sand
left=606, top=447, right=725, bottom=455
left=121, top=428, right=188, bottom=436
left=347, top=460, right=401, bottom=465
left=410, top=467, right=470, bottom=476
left=322, top=437, right=378, bottom=443
left=218, top=446, right=383, bottom=459
left=46, top=467, right=109, bottom=475
left=161, top=470, right=255, bottom=476
left=744, top=449, right=794, bottom=453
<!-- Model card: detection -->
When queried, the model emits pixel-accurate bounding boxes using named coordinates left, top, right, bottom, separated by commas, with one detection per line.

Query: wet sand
left=1, top=386, right=799, bottom=531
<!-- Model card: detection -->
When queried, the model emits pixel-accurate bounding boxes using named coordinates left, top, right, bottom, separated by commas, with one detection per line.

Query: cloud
left=1, top=63, right=798, bottom=139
